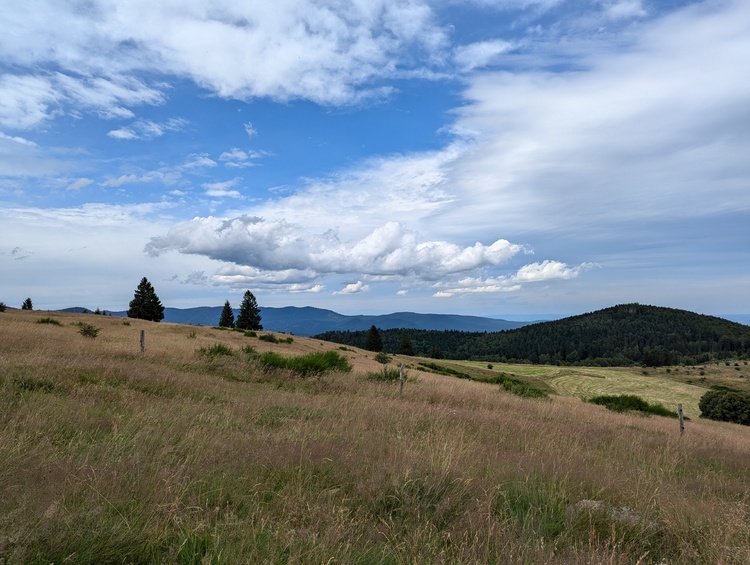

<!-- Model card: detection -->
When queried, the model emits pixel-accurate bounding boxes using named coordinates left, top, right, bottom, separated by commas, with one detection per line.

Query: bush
left=197, top=343, right=234, bottom=358
left=257, top=350, right=352, bottom=377
left=0, top=301, right=6, bottom=312
left=258, top=334, right=279, bottom=344
left=589, top=395, right=678, bottom=418
left=366, top=366, right=403, bottom=382
left=36, top=317, right=62, bottom=326
left=374, top=352, right=392, bottom=364
left=244, top=330, right=257, bottom=337
left=699, top=389, right=750, bottom=426
left=77, top=323, right=100, bottom=338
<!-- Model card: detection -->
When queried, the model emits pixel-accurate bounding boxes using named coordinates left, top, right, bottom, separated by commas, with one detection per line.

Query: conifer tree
left=21, top=297, right=33, bottom=310
left=398, top=333, right=415, bottom=356
left=236, top=290, right=262, bottom=330
left=219, top=300, right=235, bottom=328
left=364, top=325, right=383, bottom=352
left=127, top=277, right=164, bottom=322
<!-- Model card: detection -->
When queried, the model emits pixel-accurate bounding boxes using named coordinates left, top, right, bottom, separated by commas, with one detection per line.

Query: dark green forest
left=314, top=304, right=750, bottom=366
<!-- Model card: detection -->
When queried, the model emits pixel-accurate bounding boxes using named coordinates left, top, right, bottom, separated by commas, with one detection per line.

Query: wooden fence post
left=399, top=363, right=405, bottom=395
left=140, top=330, right=145, bottom=353
left=678, top=404, right=684, bottom=436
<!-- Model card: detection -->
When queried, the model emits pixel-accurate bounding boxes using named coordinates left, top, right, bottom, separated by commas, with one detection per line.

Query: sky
left=1, top=0, right=748, bottom=319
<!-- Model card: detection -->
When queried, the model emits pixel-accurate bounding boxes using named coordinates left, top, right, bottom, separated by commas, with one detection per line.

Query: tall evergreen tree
left=236, top=290, right=262, bottom=330
left=127, top=277, right=164, bottom=322
left=398, top=333, right=415, bottom=356
left=219, top=300, right=235, bottom=328
left=21, top=298, right=33, bottom=310
left=364, top=325, right=383, bottom=352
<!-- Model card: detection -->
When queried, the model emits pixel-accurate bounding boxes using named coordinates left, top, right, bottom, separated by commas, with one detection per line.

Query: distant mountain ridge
left=57, top=306, right=532, bottom=336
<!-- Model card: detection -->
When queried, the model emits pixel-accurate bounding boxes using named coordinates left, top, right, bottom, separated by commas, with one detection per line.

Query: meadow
left=1, top=309, right=749, bottom=564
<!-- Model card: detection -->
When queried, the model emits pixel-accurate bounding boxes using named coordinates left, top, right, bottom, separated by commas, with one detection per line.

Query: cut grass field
left=2, top=309, right=750, bottom=564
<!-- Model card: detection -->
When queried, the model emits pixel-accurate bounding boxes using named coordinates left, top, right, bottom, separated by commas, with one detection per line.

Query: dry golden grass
left=1, top=309, right=749, bottom=564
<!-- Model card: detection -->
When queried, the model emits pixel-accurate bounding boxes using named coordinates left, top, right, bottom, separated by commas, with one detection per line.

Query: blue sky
left=1, top=0, right=748, bottom=318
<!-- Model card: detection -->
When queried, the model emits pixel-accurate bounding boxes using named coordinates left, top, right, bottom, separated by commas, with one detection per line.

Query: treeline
left=314, top=304, right=750, bottom=366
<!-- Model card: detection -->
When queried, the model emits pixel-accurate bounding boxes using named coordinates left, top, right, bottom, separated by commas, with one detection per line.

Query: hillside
left=316, top=303, right=750, bottom=366
left=2, top=309, right=750, bottom=563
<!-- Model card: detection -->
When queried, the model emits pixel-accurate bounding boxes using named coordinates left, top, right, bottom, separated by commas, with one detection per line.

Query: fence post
left=678, top=404, right=684, bottom=436
left=399, top=363, right=405, bottom=395
left=140, top=330, right=145, bottom=353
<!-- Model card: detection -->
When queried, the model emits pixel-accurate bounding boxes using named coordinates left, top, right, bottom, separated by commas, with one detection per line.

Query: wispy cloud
left=107, top=118, right=187, bottom=140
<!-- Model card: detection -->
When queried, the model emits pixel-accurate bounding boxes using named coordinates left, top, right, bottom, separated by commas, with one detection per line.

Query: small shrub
left=374, top=352, right=391, bottom=364
left=122, top=320, right=131, bottom=326
left=244, top=330, right=257, bottom=337
left=242, top=344, right=258, bottom=357
left=366, top=366, right=403, bottom=382
left=187, top=330, right=197, bottom=339
left=283, top=336, right=294, bottom=344
left=77, top=323, right=100, bottom=338
left=589, top=395, right=678, bottom=418
left=259, top=333, right=279, bottom=344
left=36, top=317, right=62, bottom=326
left=0, top=301, right=6, bottom=312
left=487, top=364, right=493, bottom=370
left=197, top=343, right=234, bottom=358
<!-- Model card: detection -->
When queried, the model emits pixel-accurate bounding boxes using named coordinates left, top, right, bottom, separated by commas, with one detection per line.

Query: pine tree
left=398, top=333, right=415, bottom=356
left=21, top=297, right=33, bottom=310
left=236, top=290, right=262, bottom=330
left=364, top=325, right=383, bottom=352
left=127, top=277, right=165, bottom=322
left=219, top=300, right=235, bottom=328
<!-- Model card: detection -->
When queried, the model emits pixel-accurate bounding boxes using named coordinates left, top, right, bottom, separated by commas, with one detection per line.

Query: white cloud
left=182, top=154, right=217, bottom=169
left=145, top=217, right=525, bottom=282
left=66, top=178, right=93, bottom=191
left=441, top=0, right=750, bottom=236
left=513, top=260, right=597, bottom=282
left=107, top=118, right=187, bottom=140
left=334, top=281, right=369, bottom=295
left=397, top=290, right=408, bottom=296
left=244, top=122, right=257, bottom=137
left=0, top=0, right=449, bottom=106
left=219, top=148, right=266, bottom=168
left=202, top=178, right=243, bottom=198
left=101, top=174, right=153, bottom=187
left=0, top=74, right=60, bottom=129
left=602, top=0, right=646, bottom=21
left=454, top=39, right=514, bottom=71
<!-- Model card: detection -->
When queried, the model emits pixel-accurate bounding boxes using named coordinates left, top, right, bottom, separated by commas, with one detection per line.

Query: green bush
left=589, top=395, right=677, bottom=418
left=374, top=352, right=391, bottom=364
left=77, top=322, right=100, bottom=338
left=258, top=334, right=279, bottom=343
left=366, top=366, right=403, bottom=382
left=0, top=301, right=6, bottom=312
left=257, top=350, right=352, bottom=377
left=197, top=343, right=234, bottom=358
left=699, top=389, right=750, bottom=426
left=36, top=317, right=62, bottom=326
left=244, top=330, right=257, bottom=337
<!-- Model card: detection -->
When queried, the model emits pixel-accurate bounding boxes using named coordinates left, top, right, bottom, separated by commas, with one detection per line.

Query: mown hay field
left=2, top=309, right=750, bottom=564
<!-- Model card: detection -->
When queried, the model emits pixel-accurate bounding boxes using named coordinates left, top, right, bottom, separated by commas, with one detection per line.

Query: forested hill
left=314, top=304, right=750, bottom=366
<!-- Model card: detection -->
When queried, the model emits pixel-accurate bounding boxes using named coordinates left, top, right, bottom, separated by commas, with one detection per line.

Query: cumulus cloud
left=334, top=281, right=369, bottom=295
left=244, top=122, right=257, bottom=137
left=145, top=217, right=525, bottom=282
left=433, top=261, right=595, bottom=296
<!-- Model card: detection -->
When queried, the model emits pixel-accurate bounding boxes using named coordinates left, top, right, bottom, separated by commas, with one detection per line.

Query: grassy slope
left=2, top=310, right=750, bottom=564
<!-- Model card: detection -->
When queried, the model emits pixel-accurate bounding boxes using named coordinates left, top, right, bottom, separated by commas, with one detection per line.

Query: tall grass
left=1, top=309, right=750, bottom=563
